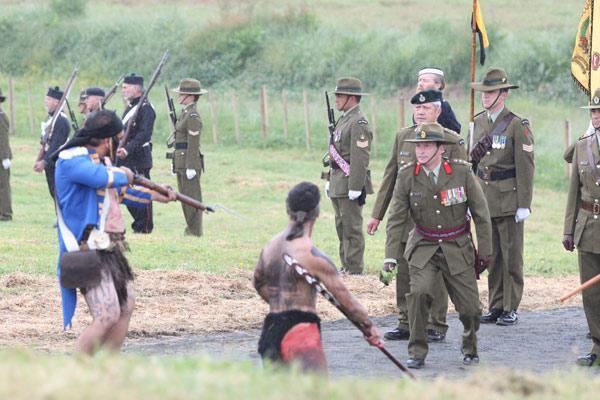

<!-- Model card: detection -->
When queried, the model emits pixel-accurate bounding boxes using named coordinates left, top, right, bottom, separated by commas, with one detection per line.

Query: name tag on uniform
left=399, top=151, right=411, bottom=156
left=440, top=186, right=467, bottom=206
left=492, top=135, right=507, bottom=149
left=580, top=160, right=589, bottom=165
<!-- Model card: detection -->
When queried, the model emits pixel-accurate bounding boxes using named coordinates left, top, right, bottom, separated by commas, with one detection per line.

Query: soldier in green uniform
left=169, top=79, right=206, bottom=236
left=470, top=68, right=535, bottom=326
left=325, top=77, right=373, bottom=274
left=0, top=88, right=12, bottom=221
left=370, top=89, right=466, bottom=342
left=385, top=122, right=492, bottom=369
left=562, top=89, right=600, bottom=367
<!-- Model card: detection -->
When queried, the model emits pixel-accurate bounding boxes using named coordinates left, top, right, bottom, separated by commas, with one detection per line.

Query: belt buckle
left=481, top=171, right=490, bottom=180
left=594, top=203, right=600, bottom=214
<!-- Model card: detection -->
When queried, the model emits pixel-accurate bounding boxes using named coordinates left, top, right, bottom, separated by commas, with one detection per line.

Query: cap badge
left=594, top=96, right=600, bottom=105
left=420, top=130, right=427, bottom=138
left=419, top=94, right=426, bottom=102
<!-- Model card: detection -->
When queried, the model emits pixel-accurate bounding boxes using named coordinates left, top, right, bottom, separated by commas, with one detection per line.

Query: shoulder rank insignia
left=356, top=139, right=369, bottom=148
left=188, top=130, right=200, bottom=136
left=521, top=119, right=530, bottom=126
left=398, top=162, right=414, bottom=173
left=190, top=112, right=199, bottom=118
left=357, top=118, right=369, bottom=125
left=450, top=159, right=472, bottom=167
left=522, top=143, right=534, bottom=152
left=457, top=138, right=465, bottom=146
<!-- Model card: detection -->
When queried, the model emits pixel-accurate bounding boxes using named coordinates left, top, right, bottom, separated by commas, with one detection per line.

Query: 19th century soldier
left=169, top=79, right=206, bottom=236
left=562, top=89, right=600, bottom=367
left=254, top=182, right=382, bottom=373
left=470, top=68, right=535, bottom=326
left=54, top=110, right=175, bottom=353
left=79, top=87, right=105, bottom=117
left=414, top=68, right=461, bottom=133
left=324, top=77, right=373, bottom=274
left=117, top=74, right=156, bottom=233
left=0, top=88, right=12, bottom=221
left=33, top=86, right=71, bottom=200
left=369, top=89, right=466, bottom=342
left=385, top=122, right=491, bottom=369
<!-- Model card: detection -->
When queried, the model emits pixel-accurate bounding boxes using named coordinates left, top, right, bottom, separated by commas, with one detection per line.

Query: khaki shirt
left=564, top=134, right=600, bottom=253
left=385, top=160, right=492, bottom=275
left=473, top=107, right=535, bottom=218
left=172, top=102, right=203, bottom=171
left=329, top=105, right=373, bottom=197
left=0, top=109, right=10, bottom=160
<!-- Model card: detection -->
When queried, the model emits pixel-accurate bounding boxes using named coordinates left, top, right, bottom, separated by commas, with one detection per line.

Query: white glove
left=348, top=190, right=362, bottom=200
left=186, top=168, right=197, bottom=180
left=515, top=208, right=531, bottom=223
left=324, top=182, right=330, bottom=199
left=2, top=159, right=10, bottom=170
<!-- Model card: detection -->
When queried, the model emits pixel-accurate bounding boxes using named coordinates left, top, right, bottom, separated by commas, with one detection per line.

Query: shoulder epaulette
left=189, top=112, right=199, bottom=118
left=58, top=146, right=88, bottom=160
left=357, top=117, right=369, bottom=125
left=521, top=119, right=530, bottom=126
left=399, top=162, right=414, bottom=172
left=443, top=127, right=460, bottom=136
left=449, top=158, right=472, bottom=167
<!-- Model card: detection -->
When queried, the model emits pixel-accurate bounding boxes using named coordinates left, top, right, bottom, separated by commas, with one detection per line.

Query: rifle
left=133, top=174, right=214, bottom=213
left=117, top=51, right=169, bottom=151
left=322, top=91, right=337, bottom=167
left=282, top=253, right=416, bottom=379
left=560, top=273, right=600, bottom=302
left=65, top=99, right=79, bottom=131
left=36, top=65, right=79, bottom=163
left=101, top=75, right=125, bottom=109
left=165, top=84, right=178, bottom=148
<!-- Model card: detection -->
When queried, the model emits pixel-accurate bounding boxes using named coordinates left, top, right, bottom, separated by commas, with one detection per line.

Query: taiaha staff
left=133, top=174, right=214, bottom=213
left=282, top=253, right=416, bottom=379
left=560, top=274, right=600, bottom=302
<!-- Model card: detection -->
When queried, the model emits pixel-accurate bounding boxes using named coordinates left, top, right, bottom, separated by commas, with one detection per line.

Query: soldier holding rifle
left=562, top=89, right=600, bottom=367
left=0, top=88, right=11, bottom=221
left=79, top=87, right=105, bottom=117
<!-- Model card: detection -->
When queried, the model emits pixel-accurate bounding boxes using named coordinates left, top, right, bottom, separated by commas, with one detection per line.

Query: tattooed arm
left=253, top=249, right=270, bottom=303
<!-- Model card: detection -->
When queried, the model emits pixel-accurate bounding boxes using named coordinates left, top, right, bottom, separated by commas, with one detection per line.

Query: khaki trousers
left=578, top=251, right=600, bottom=355
left=0, top=167, right=11, bottom=217
left=176, top=170, right=202, bottom=236
left=331, top=197, right=364, bottom=273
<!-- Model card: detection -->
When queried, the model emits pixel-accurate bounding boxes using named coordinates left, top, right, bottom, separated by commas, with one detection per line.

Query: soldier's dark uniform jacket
left=120, top=97, right=155, bottom=170
left=43, top=112, right=70, bottom=167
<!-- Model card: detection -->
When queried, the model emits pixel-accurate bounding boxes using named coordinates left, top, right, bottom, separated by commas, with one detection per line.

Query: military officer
left=562, top=89, right=600, bottom=367
left=117, top=73, right=156, bottom=234
left=33, top=86, right=71, bottom=200
left=385, top=122, right=492, bottom=369
left=169, top=79, right=206, bottom=236
left=414, top=68, right=461, bottom=133
left=325, top=77, right=373, bottom=274
left=470, top=68, right=534, bottom=326
left=369, top=89, right=466, bottom=342
left=0, top=88, right=12, bottom=221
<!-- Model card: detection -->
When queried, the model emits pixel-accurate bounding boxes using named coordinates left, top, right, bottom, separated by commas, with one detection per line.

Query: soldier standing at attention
left=562, top=89, right=600, bottom=367
left=79, top=87, right=105, bottom=117
left=170, top=79, right=206, bottom=237
left=370, top=89, right=466, bottom=342
left=0, top=88, right=12, bottom=221
left=117, top=74, right=156, bottom=234
left=414, top=68, right=462, bottom=134
left=470, top=68, right=535, bottom=326
left=33, top=87, right=71, bottom=200
left=324, top=77, right=373, bottom=274
left=385, top=123, right=492, bottom=369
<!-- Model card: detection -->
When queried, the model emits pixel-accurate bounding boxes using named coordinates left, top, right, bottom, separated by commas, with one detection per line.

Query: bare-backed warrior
left=253, top=182, right=382, bottom=373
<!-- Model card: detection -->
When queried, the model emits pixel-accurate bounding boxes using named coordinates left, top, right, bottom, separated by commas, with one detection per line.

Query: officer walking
left=562, top=89, right=600, bottom=367
left=0, top=88, right=12, bottom=221
left=385, top=122, right=492, bottom=369
left=169, top=79, right=206, bottom=236
left=470, top=68, right=535, bottom=326
left=325, top=77, right=373, bottom=274
left=370, top=89, right=466, bottom=342
left=414, top=67, right=461, bottom=133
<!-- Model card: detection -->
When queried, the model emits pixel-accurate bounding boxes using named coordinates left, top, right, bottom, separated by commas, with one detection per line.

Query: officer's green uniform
left=375, top=90, right=467, bottom=335
left=471, top=68, right=534, bottom=316
left=563, top=91, right=600, bottom=365
left=0, top=89, right=11, bottom=221
left=385, top=123, right=492, bottom=363
left=170, top=79, right=206, bottom=236
left=328, top=78, right=373, bottom=274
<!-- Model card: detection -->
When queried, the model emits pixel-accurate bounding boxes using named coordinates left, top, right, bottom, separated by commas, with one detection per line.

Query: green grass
left=0, top=349, right=598, bottom=400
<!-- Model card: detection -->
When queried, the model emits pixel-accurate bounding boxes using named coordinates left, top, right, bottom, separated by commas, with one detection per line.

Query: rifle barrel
left=133, top=174, right=214, bottom=212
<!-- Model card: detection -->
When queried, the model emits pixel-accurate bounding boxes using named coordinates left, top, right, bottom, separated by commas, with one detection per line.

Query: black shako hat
left=410, top=89, right=443, bottom=105
left=287, top=182, right=320, bottom=213
left=47, top=86, right=64, bottom=101
left=85, top=87, right=106, bottom=97
left=123, top=73, right=144, bottom=86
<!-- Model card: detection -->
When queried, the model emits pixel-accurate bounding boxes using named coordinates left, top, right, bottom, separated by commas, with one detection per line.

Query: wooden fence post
left=208, top=91, right=218, bottom=144
left=398, top=93, right=405, bottom=130
left=8, top=79, right=16, bottom=135
left=260, top=85, right=268, bottom=140
left=231, top=91, right=240, bottom=145
left=564, top=120, right=572, bottom=178
left=370, top=95, right=378, bottom=158
left=282, top=89, right=289, bottom=143
left=27, top=83, right=35, bottom=136
left=303, top=89, right=311, bottom=150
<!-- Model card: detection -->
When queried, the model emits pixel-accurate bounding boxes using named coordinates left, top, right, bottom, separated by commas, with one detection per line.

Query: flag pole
left=468, top=0, right=478, bottom=156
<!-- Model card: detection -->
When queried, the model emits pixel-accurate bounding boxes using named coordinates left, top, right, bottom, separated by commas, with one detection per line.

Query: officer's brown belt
left=581, top=200, right=600, bottom=214
left=476, top=168, right=516, bottom=181
left=415, top=221, right=470, bottom=241
left=175, top=143, right=188, bottom=150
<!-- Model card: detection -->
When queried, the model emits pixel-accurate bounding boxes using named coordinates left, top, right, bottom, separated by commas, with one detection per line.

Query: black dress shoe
left=481, top=308, right=502, bottom=323
left=576, top=353, right=599, bottom=367
left=496, top=310, right=518, bottom=326
left=463, top=354, right=480, bottom=365
left=407, top=358, right=425, bottom=369
left=384, top=327, right=410, bottom=341
left=426, top=329, right=446, bottom=343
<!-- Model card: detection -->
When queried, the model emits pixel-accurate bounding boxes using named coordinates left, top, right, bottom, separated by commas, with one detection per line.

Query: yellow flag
left=572, top=0, right=593, bottom=95
left=474, top=1, right=489, bottom=49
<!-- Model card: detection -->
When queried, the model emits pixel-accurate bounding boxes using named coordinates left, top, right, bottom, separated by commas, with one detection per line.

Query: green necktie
left=429, top=171, right=437, bottom=185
